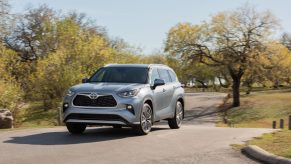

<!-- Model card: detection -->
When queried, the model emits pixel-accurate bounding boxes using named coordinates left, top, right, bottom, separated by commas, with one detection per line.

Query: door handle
left=163, top=88, right=166, bottom=92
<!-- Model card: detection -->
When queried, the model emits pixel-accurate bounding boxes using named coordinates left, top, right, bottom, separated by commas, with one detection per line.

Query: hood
left=70, top=82, right=146, bottom=93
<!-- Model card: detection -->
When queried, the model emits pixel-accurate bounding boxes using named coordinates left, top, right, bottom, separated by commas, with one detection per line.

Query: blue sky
left=10, top=0, right=291, bottom=54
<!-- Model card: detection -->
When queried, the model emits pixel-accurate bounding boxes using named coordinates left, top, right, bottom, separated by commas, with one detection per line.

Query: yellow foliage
left=0, top=80, right=23, bottom=115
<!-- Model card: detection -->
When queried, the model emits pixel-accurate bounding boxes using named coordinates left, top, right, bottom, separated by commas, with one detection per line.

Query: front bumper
left=63, top=107, right=140, bottom=126
left=63, top=96, right=143, bottom=126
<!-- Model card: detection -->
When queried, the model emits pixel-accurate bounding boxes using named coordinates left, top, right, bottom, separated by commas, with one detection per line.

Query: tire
left=66, top=123, right=86, bottom=134
left=112, top=125, right=122, bottom=129
left=168, top=101, right=183, bottom=129
left=133, top=103, right=152, bottom=135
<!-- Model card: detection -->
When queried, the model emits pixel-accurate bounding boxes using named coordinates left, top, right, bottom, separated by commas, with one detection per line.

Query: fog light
left=127, top=105, right=133, bottom=109
left=63, top=103, right=69, bottom=112
left=126, top=105, right=134, bottom=115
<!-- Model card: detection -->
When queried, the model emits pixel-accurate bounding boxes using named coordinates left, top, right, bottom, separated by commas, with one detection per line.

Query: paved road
left=0, top=93, right=273, bottom=164
left=183, top=93, right=226, bottom=127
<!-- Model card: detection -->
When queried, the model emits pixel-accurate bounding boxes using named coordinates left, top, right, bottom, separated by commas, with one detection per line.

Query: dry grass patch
left=220, top=91, right=291, bottom=128
left=221, top=90, right=291, bottom=159
left=245, top=130, right=291, bottom=159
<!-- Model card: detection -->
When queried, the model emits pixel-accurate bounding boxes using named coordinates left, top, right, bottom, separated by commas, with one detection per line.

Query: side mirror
left=153, top=79, right=165, bottom=89
left=82, top=78, right=89, bottom=83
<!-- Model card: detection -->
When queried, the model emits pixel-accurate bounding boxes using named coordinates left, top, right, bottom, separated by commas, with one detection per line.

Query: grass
left=218, top=90, right=291, bottom=159
left=13, top=101, right=59, bottom=128
left=231, top=130, right=291, bottom=159
left=219, top=90, right=291, bottom=128
left=246, top=130, right=291, bottom=158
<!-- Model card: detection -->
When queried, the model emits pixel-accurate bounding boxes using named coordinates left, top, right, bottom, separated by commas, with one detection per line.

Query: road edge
left=242, top=145, right=291, bottom=164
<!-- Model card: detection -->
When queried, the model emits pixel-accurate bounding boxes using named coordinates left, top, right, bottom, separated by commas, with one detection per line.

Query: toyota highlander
left=62, top=64, right=184, bottom=135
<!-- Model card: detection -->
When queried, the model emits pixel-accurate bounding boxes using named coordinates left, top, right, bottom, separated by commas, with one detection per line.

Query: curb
left=242, top=145, right=291, bottom=164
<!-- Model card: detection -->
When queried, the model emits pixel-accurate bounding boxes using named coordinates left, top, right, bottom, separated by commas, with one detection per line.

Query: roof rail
left=148, top=64, right=168, bottom=67
left=104, top=63, right=118, bottom=67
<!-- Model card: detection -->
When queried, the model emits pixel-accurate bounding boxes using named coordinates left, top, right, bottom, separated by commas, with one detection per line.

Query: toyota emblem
left=89, top=93, right=99, bottom=99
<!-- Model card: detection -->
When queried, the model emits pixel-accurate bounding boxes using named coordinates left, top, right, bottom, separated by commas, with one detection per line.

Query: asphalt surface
left=0, top=93, right=273, bottom=164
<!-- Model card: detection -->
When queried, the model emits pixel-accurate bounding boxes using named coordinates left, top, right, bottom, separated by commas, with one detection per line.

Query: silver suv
left=63, top=64, right=184, bottom=135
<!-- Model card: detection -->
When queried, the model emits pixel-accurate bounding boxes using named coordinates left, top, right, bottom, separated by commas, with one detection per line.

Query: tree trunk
left=232, top=76, right=241, bottom=107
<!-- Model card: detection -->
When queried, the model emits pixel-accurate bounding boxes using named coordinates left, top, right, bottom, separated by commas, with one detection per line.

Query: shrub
left=0, top=80, right=23, bottom=118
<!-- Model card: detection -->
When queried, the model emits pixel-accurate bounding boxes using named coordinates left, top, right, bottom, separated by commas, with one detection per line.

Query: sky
left=9, top=0, right=291, bottom=54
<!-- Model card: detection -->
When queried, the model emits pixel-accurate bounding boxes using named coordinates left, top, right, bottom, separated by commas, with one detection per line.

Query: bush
left=0, top=80, right=23, bottom=118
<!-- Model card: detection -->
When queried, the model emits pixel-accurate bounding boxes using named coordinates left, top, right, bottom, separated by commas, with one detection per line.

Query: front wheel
left=168, top=101, right=183, bottom=129
left=66, top=123, right=86, bottom=134
left=133, top=103, right=152, bottom=135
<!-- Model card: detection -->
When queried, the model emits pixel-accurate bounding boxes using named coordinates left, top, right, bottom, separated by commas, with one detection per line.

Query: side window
left=96, top=70, right=105, bottom=81
left=89, top=67, right=105, bottom=82
left=150, top=68, right=160, bottom=85
left=168, top=70, right=177, bottom=82
left=158, top=69, right=171, bottom=83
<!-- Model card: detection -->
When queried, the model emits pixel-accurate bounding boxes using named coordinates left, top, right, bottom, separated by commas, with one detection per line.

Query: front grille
left=65, top=114, right=127, bottom=123
left=73, top=94, right=117, bottom=107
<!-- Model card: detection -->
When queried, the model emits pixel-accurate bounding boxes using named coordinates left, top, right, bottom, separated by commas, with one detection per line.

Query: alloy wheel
left=176, top=102, right=183, bottom=126
left=141, top=105, right=152, bottom=133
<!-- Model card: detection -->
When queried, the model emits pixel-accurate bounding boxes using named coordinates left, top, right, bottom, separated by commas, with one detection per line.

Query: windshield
left=89, top=67, right=148, bottom=84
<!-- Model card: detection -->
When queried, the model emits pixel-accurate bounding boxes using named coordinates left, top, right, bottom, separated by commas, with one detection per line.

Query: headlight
left=66, top=90, right=75, bottom=97
left=118, top=89, right=140, bottom=97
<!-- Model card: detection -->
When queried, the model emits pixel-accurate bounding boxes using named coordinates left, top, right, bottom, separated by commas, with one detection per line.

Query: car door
left=150, top=68, right=165, bottom=112
left=157, top=68, right=174, bottom=110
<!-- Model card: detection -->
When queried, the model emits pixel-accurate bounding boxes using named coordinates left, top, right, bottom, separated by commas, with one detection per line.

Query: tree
left=141, top=53, right=167, bottom=64
left=281, top=33, right=291, bottom=51
left=0, top=0, right=14, bottom=41
left=165, top=5, right=278, bottom=107
left=0, top=0, right=9, bottom=18
left=166, top=50, right=218, bottom=89
left=0, top=45, right=23, bottom=119
left=262, top=42, right=291, bottom=87
left=29, top=14, right=114, bottom=109
left=5, top=5, right=58, bottom=60
left=110, top=37, right=143, bottom=64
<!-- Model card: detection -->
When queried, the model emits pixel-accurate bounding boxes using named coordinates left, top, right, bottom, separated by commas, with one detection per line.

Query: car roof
left=104, top=64, right=171, bottom=69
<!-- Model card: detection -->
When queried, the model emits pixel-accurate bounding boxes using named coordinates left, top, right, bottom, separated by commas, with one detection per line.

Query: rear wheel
left=66, top=123, right=86, bottom=134
left=133, top=103, right=152, bottom=135
left=168, top=101, right=183, bottom=129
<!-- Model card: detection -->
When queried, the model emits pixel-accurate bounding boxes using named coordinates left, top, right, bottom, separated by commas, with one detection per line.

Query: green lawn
left=219, top=90, right=291, bottom=159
